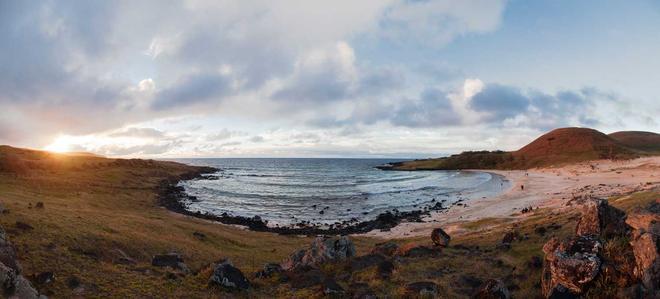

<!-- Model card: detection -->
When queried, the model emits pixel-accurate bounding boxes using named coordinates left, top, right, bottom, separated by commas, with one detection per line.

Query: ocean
left=172, top=158, right=509, bottom=227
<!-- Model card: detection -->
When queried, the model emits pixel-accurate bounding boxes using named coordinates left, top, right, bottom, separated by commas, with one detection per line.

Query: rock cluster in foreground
left=0, top=228, right=44, bottom=298
left=542, top=197, right=659, bottom=298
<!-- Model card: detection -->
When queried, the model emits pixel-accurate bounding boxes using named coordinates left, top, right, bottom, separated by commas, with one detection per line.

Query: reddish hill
left=608, top=131, right=660, bottom=153
left=512, top=127, right=637, bottom=167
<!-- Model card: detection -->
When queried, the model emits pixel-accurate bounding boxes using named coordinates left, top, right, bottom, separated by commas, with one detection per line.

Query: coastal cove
left=163, top=158, right=511, bottom=235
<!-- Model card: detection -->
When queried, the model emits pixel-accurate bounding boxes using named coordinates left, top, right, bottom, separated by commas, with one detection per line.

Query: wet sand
left=361, top=156, right=660, bottom=239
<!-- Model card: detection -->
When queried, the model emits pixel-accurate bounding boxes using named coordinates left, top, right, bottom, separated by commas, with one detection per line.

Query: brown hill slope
left=512, top=127, right=638, bottom=168
left=382, top=127, right=641, bottom=170
left=609, top=131, right=660, bottom=153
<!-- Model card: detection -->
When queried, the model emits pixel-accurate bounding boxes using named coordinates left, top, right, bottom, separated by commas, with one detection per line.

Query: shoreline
left=361, top=156, right=660, bottom=238
left=159, top=156, right=659, bottom=238
left=158, top=165, right=510, bottom=236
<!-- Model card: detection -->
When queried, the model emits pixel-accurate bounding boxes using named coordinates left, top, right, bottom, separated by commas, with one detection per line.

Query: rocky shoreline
left=157, top=167, right=457, bottom=235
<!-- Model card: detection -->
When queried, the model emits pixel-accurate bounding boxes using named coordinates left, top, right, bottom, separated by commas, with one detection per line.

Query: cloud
left=249, top=135, right=265, bottom=143
left=391, top=88, right=462, bottom=127
left=151, top=71, right=235, bottom=110
left=108, top=127, right=165, bottom=139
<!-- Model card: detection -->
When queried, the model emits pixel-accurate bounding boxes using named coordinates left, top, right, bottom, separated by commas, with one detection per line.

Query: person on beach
left=521, top=184, right=524, bottom=191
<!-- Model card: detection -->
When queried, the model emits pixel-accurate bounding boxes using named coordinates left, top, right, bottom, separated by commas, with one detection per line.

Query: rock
left=15, top=221, right=34, bottom=230
left=396, top=243, right=441, bottom=257
left=321, top=278, right=344, bottom=295
left=629, top=231, right=659, bottom=292
left=35, top=202, right=44, bottom=209
left=376, top=260, right=395, bottom=280
left=33, top=271, right=55, bottom=285
left=208, top=260, right=250, bottom=290
left=575, top=198, right=627, bottom=238
left=255, top=263, right=283, bottom=279
left=0, top=228, right=22, bottom=273
left=431, top=227, right=450, bottom=247
left=281, top=236, right=356, bottom=270
left=542, top=235, right=602, bottom=297
left=151, top=253, right=189, bottom=273
left=0, top=262, right=40, bottom=299
left=370, top=241, right=398, bottom=257
left=349, top=253, right=386, bottom=272
left=472, top=279, right=510, bottom=299
left=403, top=281, right=439, bottom=297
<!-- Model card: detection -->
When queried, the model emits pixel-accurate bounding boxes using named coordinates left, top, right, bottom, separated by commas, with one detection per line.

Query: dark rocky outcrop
left=575, top=198, right=628, bottom=238
left=542, top=197, right=659, bottom=298
left=151, top=253, right=190, bottom=274
left=431, top=227, right=450, bottom=247
left=472, top=279, right=510, bottom=299
left=208, top=260, right=250, bottom=291
left=625, top=202, right=659, bottom=294
left=0, top=228, right=42, bottom=298
left=541, top=235, right=602, bottom=297
left=255, top=263, right=283, bottom=279
left=281, top=236, right=356, bottom=270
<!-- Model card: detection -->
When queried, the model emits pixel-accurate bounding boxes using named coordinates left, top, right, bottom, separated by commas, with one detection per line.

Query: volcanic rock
left=541, top=235, right=602, bottom=297
left=281, top=236, right=356, bottom=270
left=431, top=227, right=451, bottom=247
left=575, top=198, right=627, bottom=238
left=208, top=260, right=250, bottom=290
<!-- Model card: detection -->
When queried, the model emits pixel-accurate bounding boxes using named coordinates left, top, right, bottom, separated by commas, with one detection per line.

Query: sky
left=1, top=0, right=659, bottom=158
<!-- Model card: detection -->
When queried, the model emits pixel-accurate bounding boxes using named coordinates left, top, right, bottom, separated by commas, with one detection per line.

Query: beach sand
left=362, top=156, right=660, bottom=239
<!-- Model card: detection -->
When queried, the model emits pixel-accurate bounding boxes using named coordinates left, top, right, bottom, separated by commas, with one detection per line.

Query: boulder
left=255, top=263, right=283, bottom=279
left=626, top=205, right=660, bottom=293
left=431, top=228, right=450, bottom=247
left=208, top=260, right=250, bottom=290
left=0, top=262, right=40, bottom=299
left=281, top=236, right=356, bottom=270
left=403, top=281, right=439, bottom=297
left=472, top=279, right=510, bottom=299
left=575, top=198, right=627, bottom=238
left=370, top=241, right=398, bottom=257
left=542, top=235, right=602, bottom=297
left=0, top=228, right=22, bottom=273
left=151, top=253, right=189, bottom=273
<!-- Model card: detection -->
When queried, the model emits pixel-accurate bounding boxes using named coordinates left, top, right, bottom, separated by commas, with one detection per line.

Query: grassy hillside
left=609, top=131, right=660, bottom=153
left=0, top=146, right=354, bottom=297
left=385, top=127, right=647, bottom=171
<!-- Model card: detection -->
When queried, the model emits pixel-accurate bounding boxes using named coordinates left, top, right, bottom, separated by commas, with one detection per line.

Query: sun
left=44, top=136, right=74, bottom=153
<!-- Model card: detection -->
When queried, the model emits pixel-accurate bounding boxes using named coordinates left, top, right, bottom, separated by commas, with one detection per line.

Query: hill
left=381, top=127, right=647, bottom=170
left=609, top=130, right=660, bottom=153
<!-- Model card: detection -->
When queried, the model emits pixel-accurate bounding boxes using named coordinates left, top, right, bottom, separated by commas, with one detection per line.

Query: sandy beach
left=362, top=156, right=660, bottom=239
